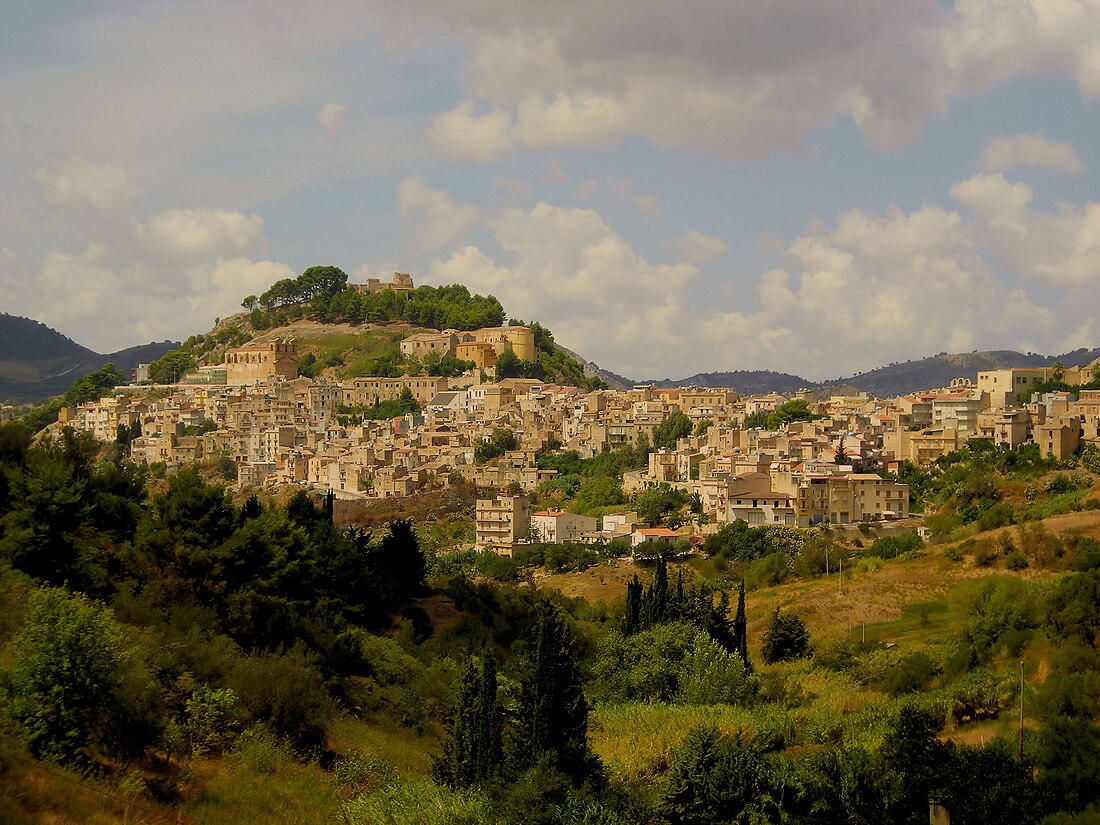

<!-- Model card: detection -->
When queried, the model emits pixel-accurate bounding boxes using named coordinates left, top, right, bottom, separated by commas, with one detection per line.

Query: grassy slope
left=559, top=509, right=1100, bottom=781
left=3, top=510, right=1097, bottom=822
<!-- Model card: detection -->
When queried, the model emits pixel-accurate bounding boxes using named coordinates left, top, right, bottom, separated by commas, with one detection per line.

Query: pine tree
left=511, top=601, right=597, bottom=784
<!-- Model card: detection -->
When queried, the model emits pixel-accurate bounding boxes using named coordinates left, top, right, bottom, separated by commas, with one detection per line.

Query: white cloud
left=13, top=242, right=294, bottom=353
left=138, top=209, right=266, bottom=265
left=397, top=176, right=480, bottom=252
left=28, top=156, right=137, bottom=214
left=420, top=178, right=1096, bottom=380
left=979, top=133, right=1084, bottom=175
left=495, top=176, right=533, bottom=198
left=427, top=101, right=515, bottom=162
left=420, top=1, right=949, bottom=161
left=317, top=101, right=346, bottom=135
left=428, top=201, right=698, bottom=375
left=951, top=172, right=1100, bottom=285
left=612, top=179, right=660, bottom=215
left=668, top=228, right=727, bottom=264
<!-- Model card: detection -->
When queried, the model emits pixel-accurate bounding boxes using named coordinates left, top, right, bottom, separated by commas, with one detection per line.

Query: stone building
left=224, top=340, right=298, bottom=386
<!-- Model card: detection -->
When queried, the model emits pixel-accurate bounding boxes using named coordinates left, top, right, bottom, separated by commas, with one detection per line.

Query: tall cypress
left=511, top=601, right=596, bottom=784
left=733, top=580, right=751, bottom=672
left=473, top=652, right=501, bottom=781
left=433, top=659, right=479, bottom=787
left=624, top=574, right=642, bottom=635
left=652, top=553, right=669, bottom=625
left=432, top=650, right=501, bottom=788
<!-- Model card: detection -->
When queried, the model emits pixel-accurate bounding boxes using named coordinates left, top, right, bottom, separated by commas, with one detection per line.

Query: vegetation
left=19, top=362, right=124, bottom=431
left=1, top=420, right=1100, bottom=823
left=248, top=271, right=506, bottom=332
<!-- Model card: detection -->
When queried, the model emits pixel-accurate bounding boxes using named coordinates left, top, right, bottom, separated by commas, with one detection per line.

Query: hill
left=638, top=347, right=1100, bottom=397
left=0, top=313, right=178, bottom=404
left=645, top=369, right=812, bottom=394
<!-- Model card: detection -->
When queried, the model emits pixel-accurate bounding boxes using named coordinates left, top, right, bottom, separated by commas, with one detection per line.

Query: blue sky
left=1, top=0, right=1099, bottom=380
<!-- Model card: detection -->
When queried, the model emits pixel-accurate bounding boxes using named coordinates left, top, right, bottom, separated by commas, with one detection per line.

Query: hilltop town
left=48, top=271, right=1100, bottom=556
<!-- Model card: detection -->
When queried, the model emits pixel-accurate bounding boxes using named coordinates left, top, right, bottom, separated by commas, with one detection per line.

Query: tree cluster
left=0, top=425, right=429, bottom=764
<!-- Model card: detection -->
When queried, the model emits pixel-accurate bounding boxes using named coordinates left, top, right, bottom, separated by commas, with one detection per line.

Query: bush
left=228, top=649, right=332, bottom=751
left=474, top=551, right=520, bottom=581
left=745, top=552, right=790, bottom=590
left=761, top=608, right=810, bottom=664
left=4, top=588, right=137, bottom=764
left=231, top=724, right=291, bottom=775
left=677, top=634, right=756, bottom=705
left=882, top=652, right=937, bottom=696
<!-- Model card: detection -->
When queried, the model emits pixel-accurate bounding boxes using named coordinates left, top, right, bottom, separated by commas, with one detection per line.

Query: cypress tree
left=472, top=652, right=501, bottom=781
left=674, top=569, right=685, bottom=620
left=432, top=650, right=501, bottom=788
left=733, top=580, right=751, bottom=672
left=433, top=659, right=479, bottom=787
left=652, top=553, right=669, bottom=624
left=624, top=574, right=642, bottom=635
left=511, top=601, right=596, bottom=784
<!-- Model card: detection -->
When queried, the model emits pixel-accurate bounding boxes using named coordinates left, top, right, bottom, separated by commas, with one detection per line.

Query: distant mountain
left=633, top=348, right=1100, bottom=398
left=0, top=313, right=178, bottom=403
left=823, top=348, right=1100, bottom=397
left=550, top=343, right=634, bottom=390
left=644, top=370, right=812, bottom=394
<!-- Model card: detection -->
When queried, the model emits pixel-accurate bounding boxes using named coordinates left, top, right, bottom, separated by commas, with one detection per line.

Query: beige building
left=456, top=340, right=499, bottom=368
left=1034, top=416, right=1081, bottom=460
left=464, top=325, right=537, bottom=363
left=400, top=331, right=457, bottom=359
left=475, top=495, right=530, bottom=556
left=978, top=368, right=1051, bottom=408
left=225, top=340, right=298, bottom=386
left=728, top=472, right=797, bottom=525
left=530, top=509, right=598, bottom=544
left=356, top=271, right=414, bottom=295
left=977, top=409, right=1030, bottom=449
left=343, top=375, right=449, bottom=407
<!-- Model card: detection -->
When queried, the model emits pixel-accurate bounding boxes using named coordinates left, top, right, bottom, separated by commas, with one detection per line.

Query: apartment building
left=475, top=495, right=530, bottom=555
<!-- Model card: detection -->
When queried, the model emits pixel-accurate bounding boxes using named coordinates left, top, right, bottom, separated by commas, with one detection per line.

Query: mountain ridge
left=0, top=313, right=178, bottom=403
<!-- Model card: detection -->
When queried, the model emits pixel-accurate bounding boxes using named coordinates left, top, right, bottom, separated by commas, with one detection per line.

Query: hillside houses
left=56, top=354, right=1100, bottom=539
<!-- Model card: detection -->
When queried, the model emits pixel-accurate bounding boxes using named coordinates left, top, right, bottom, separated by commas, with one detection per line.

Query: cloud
left=417, top=0, right=1100, bottom=161
left=428, top=201, right=698, bottom=375
left=495, top=176, right=533, bottom=198
left=979, top=133, right=1084, bottom=175
left=138, top=209, right=266, bottom=265
left=420, top=175, right=1096, bottom=380
left=951, top=172, right=1100, bottom=285
left=317, top=101, right=346, bottom=135
left=427, top=100, right=515, bottom=162
left=397, top=176, right=480, bottom=252
left=12, top=242, right=294, bottom=353
left=28, top=156, right=137, bottom=214
left=420, top=1, right=949, bottom=161
left=668, top=229, right=727, bottom=264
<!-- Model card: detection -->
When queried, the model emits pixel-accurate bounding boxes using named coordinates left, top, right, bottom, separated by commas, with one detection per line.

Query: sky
left=1, top=1, right=1099, bottom=381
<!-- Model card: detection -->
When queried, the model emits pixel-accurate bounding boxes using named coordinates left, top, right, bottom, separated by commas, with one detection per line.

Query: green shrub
left=761, top=608, right=810, bottom=664
left=677, top=634, right=756, bottom=706
left=882, top=652, right=938, bottom=696
left=745, top=552, right=790, bottom=590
